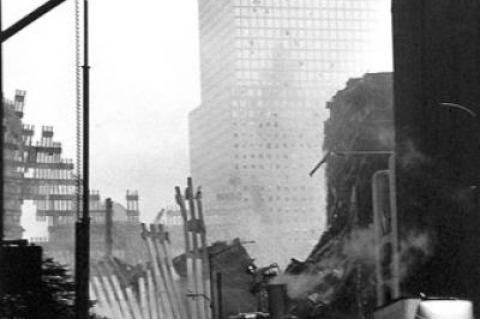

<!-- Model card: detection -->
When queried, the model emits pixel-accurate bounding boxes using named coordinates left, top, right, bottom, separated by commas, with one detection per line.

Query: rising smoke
left=398, top=231, right=433, bottom=280
left=275, top=138, right=435, bottom=302
left=275, top=228, right=432, bottom=301
left=398, top=139, right=429, bottom=169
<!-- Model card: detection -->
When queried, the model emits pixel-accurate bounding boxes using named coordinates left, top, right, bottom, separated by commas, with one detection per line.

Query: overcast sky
left=4, top=0, right=201, bottom=237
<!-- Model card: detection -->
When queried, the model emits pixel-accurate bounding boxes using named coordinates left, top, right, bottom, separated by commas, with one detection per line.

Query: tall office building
left=190, top=0, right=389, bottom=265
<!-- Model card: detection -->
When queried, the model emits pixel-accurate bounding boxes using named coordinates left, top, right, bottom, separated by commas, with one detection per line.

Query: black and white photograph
left=0, top=1, right=479, bottom=318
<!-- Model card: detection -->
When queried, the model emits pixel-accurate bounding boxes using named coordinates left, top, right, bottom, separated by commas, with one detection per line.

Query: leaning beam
left=1, top=0, right=68, bottom=42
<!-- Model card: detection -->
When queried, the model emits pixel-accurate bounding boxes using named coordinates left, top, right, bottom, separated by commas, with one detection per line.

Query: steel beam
left=0, top=0, right=4, bottom=242
left=1, top=0, right=68, bottom=42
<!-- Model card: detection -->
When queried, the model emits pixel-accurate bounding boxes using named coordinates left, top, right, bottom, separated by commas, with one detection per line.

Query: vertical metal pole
left=0, top=0, right=4, bottom=243
left=82, top=0, right=89, bottom=225
left=388, top=154, right=400, bottom=299
left=209, top=253, right=216, bottom=319
left=176, top=186, right=193, bottom=319
left=195, top=190, right=211, bottom=319
left=105, top=198, right=113, bottom=257
left=216, top=272, right=223, bottom=319
left=371, top=171, right=384, bottom=307
left=186, top=178, right=202, bottom=319
left=75, top=0, right=90, bottom=318
left=267, top=284, right=288, bottom=319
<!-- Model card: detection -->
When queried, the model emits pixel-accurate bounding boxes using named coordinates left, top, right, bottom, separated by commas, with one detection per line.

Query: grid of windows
left=231, top=0, right=379, bottom=101
left=191, top=0, right=387, bottom=265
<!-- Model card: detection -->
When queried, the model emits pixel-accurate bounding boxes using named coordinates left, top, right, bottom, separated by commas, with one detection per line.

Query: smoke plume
left=399, top=139, right=429, bottom=169
left=399, top=231, right=433, bottom=280
left=276, top=228, right=432, bottom=302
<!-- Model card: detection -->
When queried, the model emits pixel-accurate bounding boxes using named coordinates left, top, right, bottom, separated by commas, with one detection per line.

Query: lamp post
left=208, top=240, right=255, bottom=319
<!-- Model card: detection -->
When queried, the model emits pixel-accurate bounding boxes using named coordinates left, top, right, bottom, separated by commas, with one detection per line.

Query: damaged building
left=287, top=1, right=480, bottom=318
left=2, top=90, right=145, bottom=267
left=36, top=191, right=145, bottom=266
left=323, top=72, right=393, bottom=231
left=285, top=72, right=393, bottom=319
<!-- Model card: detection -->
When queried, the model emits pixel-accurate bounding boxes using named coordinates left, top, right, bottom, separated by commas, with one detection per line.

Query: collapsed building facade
left=3, top=91, right=144, bottom=266
left=323, top=73, right=393, bottom=231
left=3, top=90, right=27, bottom=239
left=37, top=191, right=145, bottom=266
left=153, top=208, right=186, bottom=258
left=286, top=1, right=480, bottom=318
left=284, top=73, right=393, bottom=319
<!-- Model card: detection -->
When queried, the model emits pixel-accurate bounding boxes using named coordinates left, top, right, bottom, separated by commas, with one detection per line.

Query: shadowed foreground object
left=267, top=284, right=288, bottom=319
left=393, top=0, right=480, bottom=316
left=173, top=239, right=257, bottom=318
left=0, top=241, right=42, bottom=295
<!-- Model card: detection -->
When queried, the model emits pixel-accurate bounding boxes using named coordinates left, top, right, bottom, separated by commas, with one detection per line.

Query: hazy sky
left=4, top=0, right=201, bottom=237
left=4, top=0, right=391, bottom=239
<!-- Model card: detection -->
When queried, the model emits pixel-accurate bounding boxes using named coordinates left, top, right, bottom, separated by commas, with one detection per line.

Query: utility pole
left=74, top=0, right=90, bottom=318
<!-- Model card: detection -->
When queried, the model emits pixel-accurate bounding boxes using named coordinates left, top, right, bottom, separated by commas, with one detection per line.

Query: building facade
left=190, top=0, right=388, bottom=265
